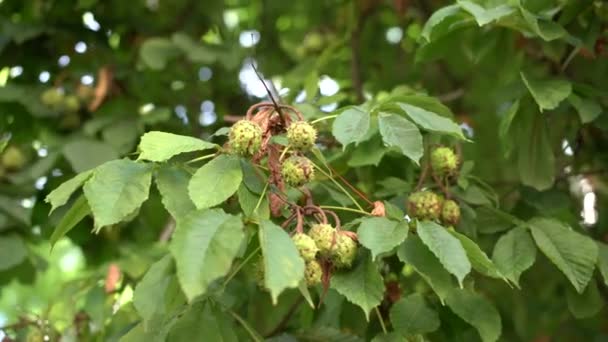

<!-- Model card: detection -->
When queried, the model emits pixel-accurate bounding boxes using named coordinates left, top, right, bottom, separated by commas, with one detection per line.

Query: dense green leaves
left=83, top=159, right=153, bottom=230
left=357, top=217, right=408, bottom=260
left=389, top=294, right=440, bottom=336
left=520, top=72, right=572, bottom=112
left=378, top=113, right=423, bottom=164
left=170, top=209, right=245, bottom=301
left=417, top=221, right=471, bottom=286
left=491, top=227, right=536, bottom=286
left=259, top=220, right=305, bottom=304
left=0, top=234, right=27, bottom=270
left=445, top=289, right=502, bottom=342
left=529, top=218, right=598, bottom=293
left=138, top=131, right=217, bottom=162
left=332, top=106, right=370, bottom=148
left=188, top=154, right=243, bottom=210
left=331, top=253, right=385, bottom=319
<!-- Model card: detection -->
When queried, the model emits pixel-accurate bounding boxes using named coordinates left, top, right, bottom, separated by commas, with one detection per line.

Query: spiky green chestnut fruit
left=1, top=146, right=27, bottom=171
left=286, top=121, right=317, bottom=151
left=304, top=260, right=322, bottom=286
left=407, top=190, right=443, bottom=221
left=441, top=199, right=461, bottom=226
left=331, top=233, right=358, bottom=269
left=281, top=156, right=314, bottom=187
left=430, top=147, right=459, bottom=177
left=308, top=223, right=336, bottom=256
left=292, top=233, right=319, bottom=262
left=229, top=120, right=263, bottom=156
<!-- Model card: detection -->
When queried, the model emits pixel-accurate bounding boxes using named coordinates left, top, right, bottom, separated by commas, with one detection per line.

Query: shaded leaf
left=520, top=72, right=571, bottom=112
left=529, top=218, right=598, bottom=293
left=389, top=293, right=440, bottom=335
left=50, top=195, right=90, bottom=247
left=566, top=281, right=603, bottom=319
left=63, top=139, right=119, bottom=173
left=331, top=253, right=384, bottom=319
left=155, top=165, right=196, bottom=219
left=451, top=231, right=503, bottom=279
left=458, top=1, right=515, bottom=26
left=45, top=170, right=93, bottom=214
left=332, top=106, right=370, bottom=148
left=446, top=289, right=502, bottom=342
left=140, top=38, right=180, bottom=70
left=0, top=234, right=27, bottom=270
left=598, top=242, right=608, bottom=286
left=491, top=227, right=536, bottom=286
left=568, top=94, right=602, bottom=124
left=397, top=103, right=465, bottom=140
left=516, top=113, right=555, bottom=191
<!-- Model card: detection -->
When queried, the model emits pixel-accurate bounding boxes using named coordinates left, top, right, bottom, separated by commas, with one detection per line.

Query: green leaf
left=529, top=218, right=598, bottom=293
left=137, top=131, right=217, bottom=162
left=50, top=195, right=91, bottom=247
left=170, top=209, right=245, bottom=301
left=519, top=7, right=567, bottom=42
left=62, top=139, right=119, bottom=173
left=498, top=100, right=520, bottom=158
left=457, top=1, right=515, bottom=26
left=378, top=113, right=423, bottom=164
left=188, top=154, right=243, bottom=210
left=331, top=253, right=384, bottom=319
left=140, top=38, right=181, bottom=70
left=445, top=289, right=502, bottom=342
left=0, top=234, right=27, bottom=270
left=417, top=221, right=471, bottom=286
left=83, top=159, right=153, bottom=230
left=397, top=103, right=465, bottom=140
left=259, top=220, right=305, bottom=304
left=155, top=166, right=196, bottom=219
left=420, top=5, right=462, bottom=42
left=0, top=194, right=32, bottom=225
left=45, top=170, right=93, bottom=214
left=167, top=302, right=239, bottom=342
left=389, top=293, right=440, bottom=336
left=520, top=72, right=572, bottom=112
left=332, top=106, right=370, bottom=148
left=237, top=184, right=269, bottom=220
left=598, top=242, right=608, bottom=286
left=450, top=231, right=503, bottom=279
left=133, top=256, right=185, bottom=330
left=357, top=217, right=408, bottom=260
left=516, top=113, right=555, bottom=191
left=397, top=236, right=454, bottom=301
left=348, top=135, right=387, bottom=167
left=491, top=227, right=536, bottom=287
left=566, top=281, right=603, bottom=319
left=568, top=94, right=602, bottom=124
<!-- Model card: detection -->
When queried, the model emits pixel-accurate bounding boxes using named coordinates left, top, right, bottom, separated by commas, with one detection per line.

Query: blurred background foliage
left=1, top=0, right=608, bottom=341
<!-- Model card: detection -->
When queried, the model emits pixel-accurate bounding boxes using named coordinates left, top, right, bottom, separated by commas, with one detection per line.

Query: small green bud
left=280, top=156, right=314, bottom=187
left=292, top=233, right=319, bottom=262
left=308, top=223, right=336, bottom=256
left=304, top=260, right=323, bottom=286
left=441, top=199, right=461, bottom=226
left=1, top=146, right=27, bottom=171
left=229, top=120, right=263, bottom=156
left=286, top=121, right=317, bottom=151
left=407, top=191, right=443, bottom=221
left=430, top=147, right=459, bottom=177
left=63, top=95, right=81, bottom=112
left=331, top=233, right=358, bottom=269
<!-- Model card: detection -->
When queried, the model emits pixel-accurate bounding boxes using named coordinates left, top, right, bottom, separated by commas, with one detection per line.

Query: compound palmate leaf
left=259, top=220, right=305, bottom=304
left=188, top=154, right=243, bottom=210
left=417, top=221, right=471, bottom=287
left=137, top=131, right=217, bottom=162
left=170, top=209, right=245, bottom=301
left=82, top=159, right=153, bottom=230
left=331, top=252, right=384, bottom=320
left=529, top=218, right=598, bottom=293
